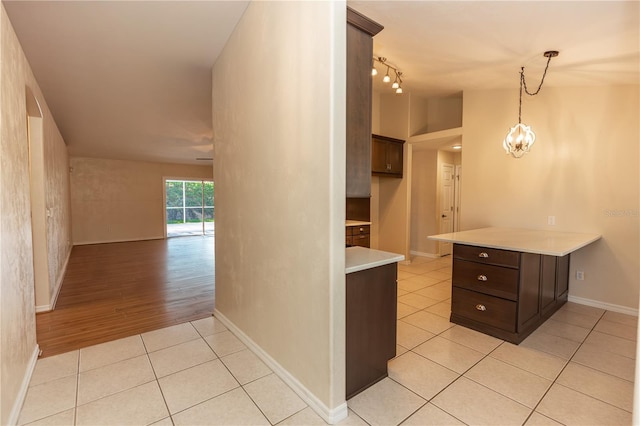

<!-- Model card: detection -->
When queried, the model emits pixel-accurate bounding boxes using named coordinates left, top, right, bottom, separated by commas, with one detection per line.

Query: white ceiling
left=3, top=1, right=639, bottom=163
left=355, top=0, right=640, bottom=97
left=3, top=0, right=249, bottom=165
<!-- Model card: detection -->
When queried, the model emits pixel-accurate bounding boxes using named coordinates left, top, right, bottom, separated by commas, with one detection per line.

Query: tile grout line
left=74, top=349, right=80, bottom=426
left=397, top=265, right=635, bottom=424
left=522, top=308, right=607, bottom=423
left=140, top=332, right=174, bottom=424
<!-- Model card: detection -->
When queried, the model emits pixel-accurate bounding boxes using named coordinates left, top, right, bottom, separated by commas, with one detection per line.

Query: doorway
left=164, top=179, right=214, bottom=237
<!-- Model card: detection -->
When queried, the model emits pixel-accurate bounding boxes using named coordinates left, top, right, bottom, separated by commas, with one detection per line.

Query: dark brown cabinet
left=372, top=134, right=404, bottom=177
left=346, top=225, right=370, bottom=248
left=346, top=9, right=383, bottom=198
left=346, top=262, right=397, bottom=399
left=451, top=243, right=569, bottom=344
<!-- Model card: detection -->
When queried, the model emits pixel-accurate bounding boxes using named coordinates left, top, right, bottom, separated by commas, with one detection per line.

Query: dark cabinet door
left=387, top=141, right=404, bottom=174
left=540, top=255, right=558, bottom=316
left=345, top=9, right=382, bottom=198
left=371, top=138, right=388, bottom=174
left=346, top=23, right=373, bottom=198
left=371, top=134, right=404, bottom=177
left=346, top=263, right=397, bottom=398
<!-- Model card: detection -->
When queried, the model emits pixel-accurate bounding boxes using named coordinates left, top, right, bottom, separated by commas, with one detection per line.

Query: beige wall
left=212, top=1, right=346, bottom=420
left=377, top=94, right=411, bottom=259
left=462, top=85, right=639, bottom=310
left=70, top=157, right=212, bottom=244
left=410, top=150, right=438, bottom=254
left=0, top=5, right=71, bottom=423
left=44, top=105, right=72, bottom=304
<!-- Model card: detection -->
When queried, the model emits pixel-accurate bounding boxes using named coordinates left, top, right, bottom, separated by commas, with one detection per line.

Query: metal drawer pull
left=477, top=275, right=488, bottom=281
left=478, top=252, right=489, bottom=258
left=476, top=304, right=487, bottom=311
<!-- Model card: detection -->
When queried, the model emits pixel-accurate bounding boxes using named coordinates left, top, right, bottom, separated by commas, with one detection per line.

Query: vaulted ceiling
left=3, top=1, right=638, bottom=164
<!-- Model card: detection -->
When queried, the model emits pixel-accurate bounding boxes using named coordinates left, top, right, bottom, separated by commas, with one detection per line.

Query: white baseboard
left=34, top=247, right=72, bottom=313
left=51, top=248, right=71, bottom=310
left=213, top=310, right=348, bottom=424
left=35, top=304, right=50, bottom=313
left=568, top=295, right=638, bottom=317
left=73, top=236, right=165, bottom=246
left=8, top=345, right=39, bottom=425
left=410, top=250, right=439, bottom=259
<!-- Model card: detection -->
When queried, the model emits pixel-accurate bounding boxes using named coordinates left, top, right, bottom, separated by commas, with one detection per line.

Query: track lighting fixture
left=372, top=57, right=404, bottom=94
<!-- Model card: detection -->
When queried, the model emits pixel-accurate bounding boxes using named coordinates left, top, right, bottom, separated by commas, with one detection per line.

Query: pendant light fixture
left=371, top=57, right=404, bottom=94
left=503, top=50, right=559, bottom=158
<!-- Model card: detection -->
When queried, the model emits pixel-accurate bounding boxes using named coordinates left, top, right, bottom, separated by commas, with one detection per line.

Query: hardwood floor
left=36, top=236, right=215, bottom=357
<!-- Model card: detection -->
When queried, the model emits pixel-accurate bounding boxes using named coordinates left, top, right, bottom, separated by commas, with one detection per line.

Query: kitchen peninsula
left=429, top=227, right=601, bottom=344
left=345, top=246, right=404, bottom=398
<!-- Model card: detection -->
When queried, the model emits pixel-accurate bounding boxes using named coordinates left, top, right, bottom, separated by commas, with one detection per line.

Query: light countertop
left=428, top=227, right=601, bottom=257
left=346, top=220, right=372, bottom=227
left=346, top=246, right=405, bottom=274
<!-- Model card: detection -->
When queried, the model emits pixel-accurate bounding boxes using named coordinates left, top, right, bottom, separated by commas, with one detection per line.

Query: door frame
left=438, top=162, right=455, bottom=256
left=454, top=164, right=462, bottom=232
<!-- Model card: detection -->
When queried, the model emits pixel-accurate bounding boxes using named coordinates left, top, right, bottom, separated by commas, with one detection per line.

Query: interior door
left=439, top=163, right=455, bottom=256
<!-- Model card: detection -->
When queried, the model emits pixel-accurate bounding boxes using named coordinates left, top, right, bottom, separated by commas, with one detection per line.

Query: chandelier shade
left=503, top=123, right=536, bottom=158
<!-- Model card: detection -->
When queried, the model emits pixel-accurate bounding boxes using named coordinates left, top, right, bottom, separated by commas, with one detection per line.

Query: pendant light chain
left=521, top=53, right=554, bottom=96
left=518, top=68, right=524, bottom=125
left=518, top=51, right=555, bottom=125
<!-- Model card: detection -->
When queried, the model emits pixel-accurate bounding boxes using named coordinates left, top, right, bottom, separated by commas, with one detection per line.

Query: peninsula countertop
left=345, top=246, right=404, bottom=274
left=428, top=227, right=601, bottom=256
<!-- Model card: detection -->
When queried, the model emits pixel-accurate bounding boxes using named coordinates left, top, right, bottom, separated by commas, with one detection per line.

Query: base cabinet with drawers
left=451, top=243, right=569, bottom=344
left=346, top=225, right=370, bottom=248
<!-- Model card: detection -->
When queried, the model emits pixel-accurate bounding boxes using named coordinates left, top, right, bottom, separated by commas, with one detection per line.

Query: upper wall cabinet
left=346, top=8, right=383, bottom=198
left=372, top=134, right=404, bottom=178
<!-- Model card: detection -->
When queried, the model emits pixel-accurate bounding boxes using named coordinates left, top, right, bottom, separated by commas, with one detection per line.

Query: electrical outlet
left=548, top=216, right=556, bottom=225
left=576, top=270, right=585, bottom=280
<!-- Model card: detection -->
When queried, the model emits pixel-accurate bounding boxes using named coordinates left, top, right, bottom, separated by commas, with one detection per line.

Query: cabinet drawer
left=346, top=227, right=353, bottom=237
left=453, top=260, right=518, bottom=300
left=352, top=234, right=370, bottom=248
left=451, top=287, right=516, bottom=332
left=454, top=244, right=519, bottom=268
left=353, top=225, right=370, bottom=235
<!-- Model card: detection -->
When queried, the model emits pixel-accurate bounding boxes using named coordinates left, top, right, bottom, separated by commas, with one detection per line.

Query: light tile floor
left=19, top=255, right=637, bottom=425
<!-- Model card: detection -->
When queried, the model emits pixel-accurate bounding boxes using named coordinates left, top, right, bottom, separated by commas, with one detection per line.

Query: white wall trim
left=73, top=236, right=165, bottom=246
left=410, top=250, right=439, bottom=259
left=213, top=310, right=348, bottom=424
left=50, top=247, right=72, bottom=310
left=568, top=295, right=639, bottom=317
left=35, top=246, right=72, bottom=313
left=8, top=345, right=40, bottom=426
left=35, top=304, right=50, bottom=313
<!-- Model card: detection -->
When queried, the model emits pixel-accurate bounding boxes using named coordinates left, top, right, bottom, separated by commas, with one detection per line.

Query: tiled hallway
left=19, top=256, right=636, bottom=425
